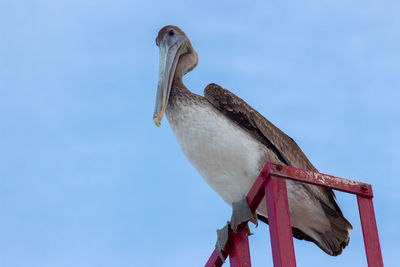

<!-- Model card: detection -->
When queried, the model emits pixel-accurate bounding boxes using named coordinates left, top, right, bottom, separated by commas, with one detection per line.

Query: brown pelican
left=153, top=25, right=352, bottom=256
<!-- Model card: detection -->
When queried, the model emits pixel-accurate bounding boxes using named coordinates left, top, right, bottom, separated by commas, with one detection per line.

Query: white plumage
left=166, top=98, right=331, bottom=243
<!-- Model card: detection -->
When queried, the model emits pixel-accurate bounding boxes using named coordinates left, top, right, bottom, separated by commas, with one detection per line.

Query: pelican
left=153, top=25, right=352, bottom=256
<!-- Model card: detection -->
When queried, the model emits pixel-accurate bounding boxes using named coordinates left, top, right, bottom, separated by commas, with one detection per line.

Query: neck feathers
left=173, top=44, right=198, bottom=89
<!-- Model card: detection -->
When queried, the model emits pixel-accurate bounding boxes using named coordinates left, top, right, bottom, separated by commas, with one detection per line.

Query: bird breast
left=166, top=97, right=269, bottom=205
left=165, top=95, right=333, bottom=241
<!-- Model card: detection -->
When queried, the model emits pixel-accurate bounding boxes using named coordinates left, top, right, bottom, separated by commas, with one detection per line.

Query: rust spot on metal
left=276, top=165, right=283, bottom=172
left=360, top=185, right=369, bottom=192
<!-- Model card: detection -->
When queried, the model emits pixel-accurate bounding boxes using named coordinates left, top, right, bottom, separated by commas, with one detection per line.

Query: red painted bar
left=246, top=165, right=270, bottom=213
left=264, top=177, right=296, bottom=267
left=205, top=164, right=268, bottom=267
left=268, top=162, right=373, bottom=198
left=229, top=226, right=252, bottom=267
left=205, top=249, right=225, bottom=267
left=357, top=195, right=384, bottom=267
left=204, top=162, right=383, bottom=267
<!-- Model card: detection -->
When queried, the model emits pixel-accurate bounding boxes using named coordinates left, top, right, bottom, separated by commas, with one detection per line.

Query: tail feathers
left=314, top=200, right=353, bottom=256
left=313, top=230, right=350, bottom=256
left=257, top=211, right=352, bottom=256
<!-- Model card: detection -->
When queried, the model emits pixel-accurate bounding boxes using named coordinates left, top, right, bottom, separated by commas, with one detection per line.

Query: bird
left=153, top=25, right=352, bottom=256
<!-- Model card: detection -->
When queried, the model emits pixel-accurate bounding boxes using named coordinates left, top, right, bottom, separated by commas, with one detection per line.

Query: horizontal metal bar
left=204, top=162, right=381, bottom=267
left=267, top=162, right=373, bottom=198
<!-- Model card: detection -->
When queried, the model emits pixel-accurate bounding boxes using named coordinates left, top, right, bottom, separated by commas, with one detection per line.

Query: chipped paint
left=268, top=162, right=373, bottom=198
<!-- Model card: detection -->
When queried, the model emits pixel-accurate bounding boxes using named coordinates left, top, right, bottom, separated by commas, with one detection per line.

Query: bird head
left=153, top=25, right=197, bottom=127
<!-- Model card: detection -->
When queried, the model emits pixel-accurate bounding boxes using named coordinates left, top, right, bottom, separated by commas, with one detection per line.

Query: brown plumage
left=154, top=25, right=353, bottom=256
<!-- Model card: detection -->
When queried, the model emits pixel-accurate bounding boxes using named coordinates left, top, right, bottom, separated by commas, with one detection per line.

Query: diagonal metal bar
left=205, top=224, right=252, bottom=267
left=204, top=162, right=383, bottom=267
left=205, top=165, right=269, bottom=267
left=205, top=249, right=225, bottom=267
left=247, top=164, right=270, bottom=213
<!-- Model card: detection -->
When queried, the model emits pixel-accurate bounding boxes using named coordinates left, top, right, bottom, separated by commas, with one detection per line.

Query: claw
left=230, top=196, right=258, bottom=232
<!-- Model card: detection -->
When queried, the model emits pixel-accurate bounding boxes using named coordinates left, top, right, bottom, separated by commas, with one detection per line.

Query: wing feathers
left=204, top=83, right=353, bottom=256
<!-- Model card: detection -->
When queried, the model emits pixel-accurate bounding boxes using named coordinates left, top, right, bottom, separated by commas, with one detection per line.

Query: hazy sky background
left=1, top=1, right=399, bottom=266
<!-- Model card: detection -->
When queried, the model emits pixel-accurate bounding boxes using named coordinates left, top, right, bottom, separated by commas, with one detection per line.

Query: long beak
left=153, top=35, right=186, bottom=127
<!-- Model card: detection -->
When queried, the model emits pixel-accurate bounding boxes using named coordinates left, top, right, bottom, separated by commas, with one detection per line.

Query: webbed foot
left=214, top=196, right=257, bottom=262
left=215, top=222, right=230, bottom=262
left=230, top=196, right=258, bottom=232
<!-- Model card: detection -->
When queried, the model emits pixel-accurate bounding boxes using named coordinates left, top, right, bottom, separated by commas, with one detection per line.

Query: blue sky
left=1, top=1, right=399, bottom=266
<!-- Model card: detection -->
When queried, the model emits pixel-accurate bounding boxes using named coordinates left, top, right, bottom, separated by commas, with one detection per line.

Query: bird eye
left=168, top=30, right=175, bottom=36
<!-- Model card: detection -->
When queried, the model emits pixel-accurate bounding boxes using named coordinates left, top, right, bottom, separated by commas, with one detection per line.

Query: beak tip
left=153, top=117, right=161, bottom=128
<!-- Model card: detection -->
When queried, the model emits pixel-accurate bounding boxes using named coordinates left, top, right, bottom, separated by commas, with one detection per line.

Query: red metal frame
left=205, top=162, right=383, bottom=267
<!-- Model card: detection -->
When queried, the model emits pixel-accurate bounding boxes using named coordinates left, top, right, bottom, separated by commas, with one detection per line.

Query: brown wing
left=204, top=83, right=347, bottom=216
